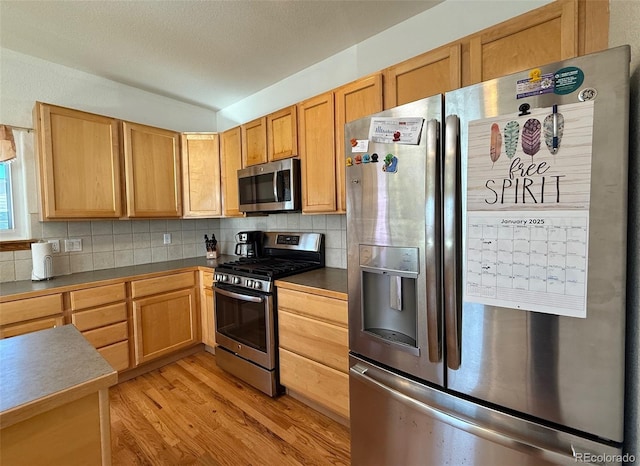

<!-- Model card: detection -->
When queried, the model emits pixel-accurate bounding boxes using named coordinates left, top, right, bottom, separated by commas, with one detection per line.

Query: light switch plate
left=163, top=233, right=171, bottom=245
left=64, top=238, right=82, bottom=252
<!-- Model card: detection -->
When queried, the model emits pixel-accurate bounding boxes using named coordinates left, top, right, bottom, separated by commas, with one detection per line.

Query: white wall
left=0, top=48, right=216, bottom=132
left=216, top=0, right=552, bottom=130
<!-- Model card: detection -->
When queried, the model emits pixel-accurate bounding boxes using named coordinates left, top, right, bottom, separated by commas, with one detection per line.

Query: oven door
left=214, top=284, right=275, bottom=369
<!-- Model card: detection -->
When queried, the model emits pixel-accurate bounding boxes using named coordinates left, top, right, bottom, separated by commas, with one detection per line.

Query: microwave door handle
left=215, top=287, right=264, bottom=303
left=273, top=172, right=279, bottom=202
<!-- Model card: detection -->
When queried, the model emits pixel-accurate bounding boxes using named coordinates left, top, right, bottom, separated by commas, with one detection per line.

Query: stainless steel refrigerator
left=346, top=46, right=632, bottom=465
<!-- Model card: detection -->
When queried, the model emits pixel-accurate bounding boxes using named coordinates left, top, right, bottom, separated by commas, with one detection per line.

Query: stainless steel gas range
left=213, top=231, right=325, bottom=397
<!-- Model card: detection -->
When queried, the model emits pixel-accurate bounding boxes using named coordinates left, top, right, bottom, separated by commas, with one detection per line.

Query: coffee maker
left=235, top=231, right=262, bottom=258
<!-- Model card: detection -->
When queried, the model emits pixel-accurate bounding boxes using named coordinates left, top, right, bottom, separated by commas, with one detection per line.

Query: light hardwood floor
left=109, top=351, right=351, bottom=465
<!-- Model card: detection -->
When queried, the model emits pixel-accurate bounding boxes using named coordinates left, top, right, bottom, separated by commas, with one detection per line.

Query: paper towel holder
left=31, top=241, right=54, bottom=281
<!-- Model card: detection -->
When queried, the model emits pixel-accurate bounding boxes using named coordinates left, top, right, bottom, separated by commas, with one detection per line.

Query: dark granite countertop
left=0, top=255, right=235, bottom=300
left=275, top=267, right=348, bottom=300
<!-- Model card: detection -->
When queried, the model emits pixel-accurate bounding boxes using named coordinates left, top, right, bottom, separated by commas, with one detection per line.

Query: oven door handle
left=215, top=287, right=265, bottom=303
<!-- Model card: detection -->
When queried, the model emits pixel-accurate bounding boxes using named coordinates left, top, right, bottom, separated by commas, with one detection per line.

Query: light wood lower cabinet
left=70, top=283, right=130, bottom=372
left=1, top=268, right=210, bottom=375
left=131, top=271, right=199, bottom=366
left=277, top=287, right=349, bottom=420
left=200, top=270, right=216, bottom=348
left=0, top=293, right=64, bottom=339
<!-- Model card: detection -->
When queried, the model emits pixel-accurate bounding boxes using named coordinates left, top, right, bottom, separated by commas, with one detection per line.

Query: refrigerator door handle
left=425, top=118, right=441, bottom=362
left=444, top=114, right=461, bottom=369
left=350, top=363, right=584, bottom=464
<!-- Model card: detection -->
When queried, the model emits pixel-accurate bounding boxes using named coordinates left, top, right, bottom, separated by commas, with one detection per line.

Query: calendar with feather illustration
left=464, top=101, right=595, bottom=318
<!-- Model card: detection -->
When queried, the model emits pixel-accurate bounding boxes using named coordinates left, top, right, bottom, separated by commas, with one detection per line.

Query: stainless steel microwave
left=238, top=158, right=301, bottom=213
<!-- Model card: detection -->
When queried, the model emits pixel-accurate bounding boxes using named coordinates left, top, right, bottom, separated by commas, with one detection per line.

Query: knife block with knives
left=204, top=234, right=218, bottom=259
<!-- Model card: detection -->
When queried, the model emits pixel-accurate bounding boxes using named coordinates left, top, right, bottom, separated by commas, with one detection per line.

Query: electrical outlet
left=163, top=233, right=171, bottom=245
left=64, top=238, right=83, bottom=252
left=48, top=239, right=60, bottom=253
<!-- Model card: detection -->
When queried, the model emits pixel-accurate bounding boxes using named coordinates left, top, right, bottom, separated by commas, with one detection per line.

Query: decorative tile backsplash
left=0, top=213, right=346, bottom=282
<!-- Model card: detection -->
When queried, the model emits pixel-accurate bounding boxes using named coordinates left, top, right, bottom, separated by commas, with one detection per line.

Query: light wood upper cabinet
left=468, top=0, right=578, bottom=84
left=122, top=121, right=182, bottom=218
left=267, top=105, right=298, bottom=161
left=298, top=92, right=336, bottom=213
left=219, top=126, right=243, bottom=217
left=383, top=44, right=461, bottom=109
left=334, top=74, right=383, bottom=212
left=34, top=102, right=123, bottom=219
left=181, top=133, right=222, bottom=218
left=241, top=117, right=268, bottom=167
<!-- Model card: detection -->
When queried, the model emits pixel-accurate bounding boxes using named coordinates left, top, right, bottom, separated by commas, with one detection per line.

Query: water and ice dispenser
left=359, top=245, right=419, bottom=351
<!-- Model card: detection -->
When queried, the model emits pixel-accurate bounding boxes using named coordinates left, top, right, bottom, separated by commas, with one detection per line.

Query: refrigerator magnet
left=371, top=153, right=379, bottom=163
left=351, top=139, right=369, bottom=153
left=382, top=154, right=398, bottom=173
left=362, top=154, right=371, bottom=163
left=354, top=154, right=362, bottom=164
left=346, top=157, right=353, bottom=167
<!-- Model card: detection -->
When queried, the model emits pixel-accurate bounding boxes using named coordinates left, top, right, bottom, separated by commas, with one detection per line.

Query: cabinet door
left=219, top=126, right=243, bottom=217
left=202, top=287, right=216, bottom=348
left=200, top=270, right=216, bottom=347
left=383, top=44, right=462, bottom=109
left=181, top=133, right=222, bottom=217
left=122, top=121, right=182, bottom=217
left=469, top=0, right=578, bottom=84
left=241, top=117, right=268, bottom=167
left=298, top=92, right=336, bottom=213
left=34, top=102, right=122, bottom=219
left=334, top=74, right=383, bottom=212
left=132, top=288, right=198, bottom=365
left=267, top=105, right=298, bottom=161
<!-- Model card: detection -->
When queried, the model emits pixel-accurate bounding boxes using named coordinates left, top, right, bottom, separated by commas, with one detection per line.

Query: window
left=0, top=129, right=31, bottom=241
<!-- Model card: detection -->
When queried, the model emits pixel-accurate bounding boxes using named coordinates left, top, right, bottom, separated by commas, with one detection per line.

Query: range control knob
left=246, top=280, right=254, bottom=288
left=220, top=274, right=228, bottom=282
left=232, top=276, right=241, bottom=285
left=253, top=281, right=262, bottom=290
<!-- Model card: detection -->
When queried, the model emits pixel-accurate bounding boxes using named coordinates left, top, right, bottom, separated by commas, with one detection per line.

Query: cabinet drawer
left=131, top=272, right=195, bottom=298
left=70, top=283, right=126, bottom=310
left=82, top=321, right=128, bottom=348
left=0, top=316, right=64, bottom=339
left=98, top=340, right=130, bottom=372
left=72, top=303, right=128, bottom=331
left=278, top=310, right=348, bottom=372
left=0, top=294, right=63, bottom=326
left=277, top=288, right=347, bottom=326
left=280, top=348, right=349, bottom=419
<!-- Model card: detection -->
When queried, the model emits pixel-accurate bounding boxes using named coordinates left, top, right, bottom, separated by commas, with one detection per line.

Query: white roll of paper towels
left=31, top=241, right=54, bottom=281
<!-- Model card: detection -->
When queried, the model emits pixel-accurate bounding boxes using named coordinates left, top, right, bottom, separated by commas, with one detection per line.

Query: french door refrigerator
left=346, top=46, right=631, bottom=465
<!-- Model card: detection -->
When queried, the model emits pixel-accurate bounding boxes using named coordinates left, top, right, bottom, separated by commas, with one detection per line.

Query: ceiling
left=1, top=0, right=442, bottom=112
